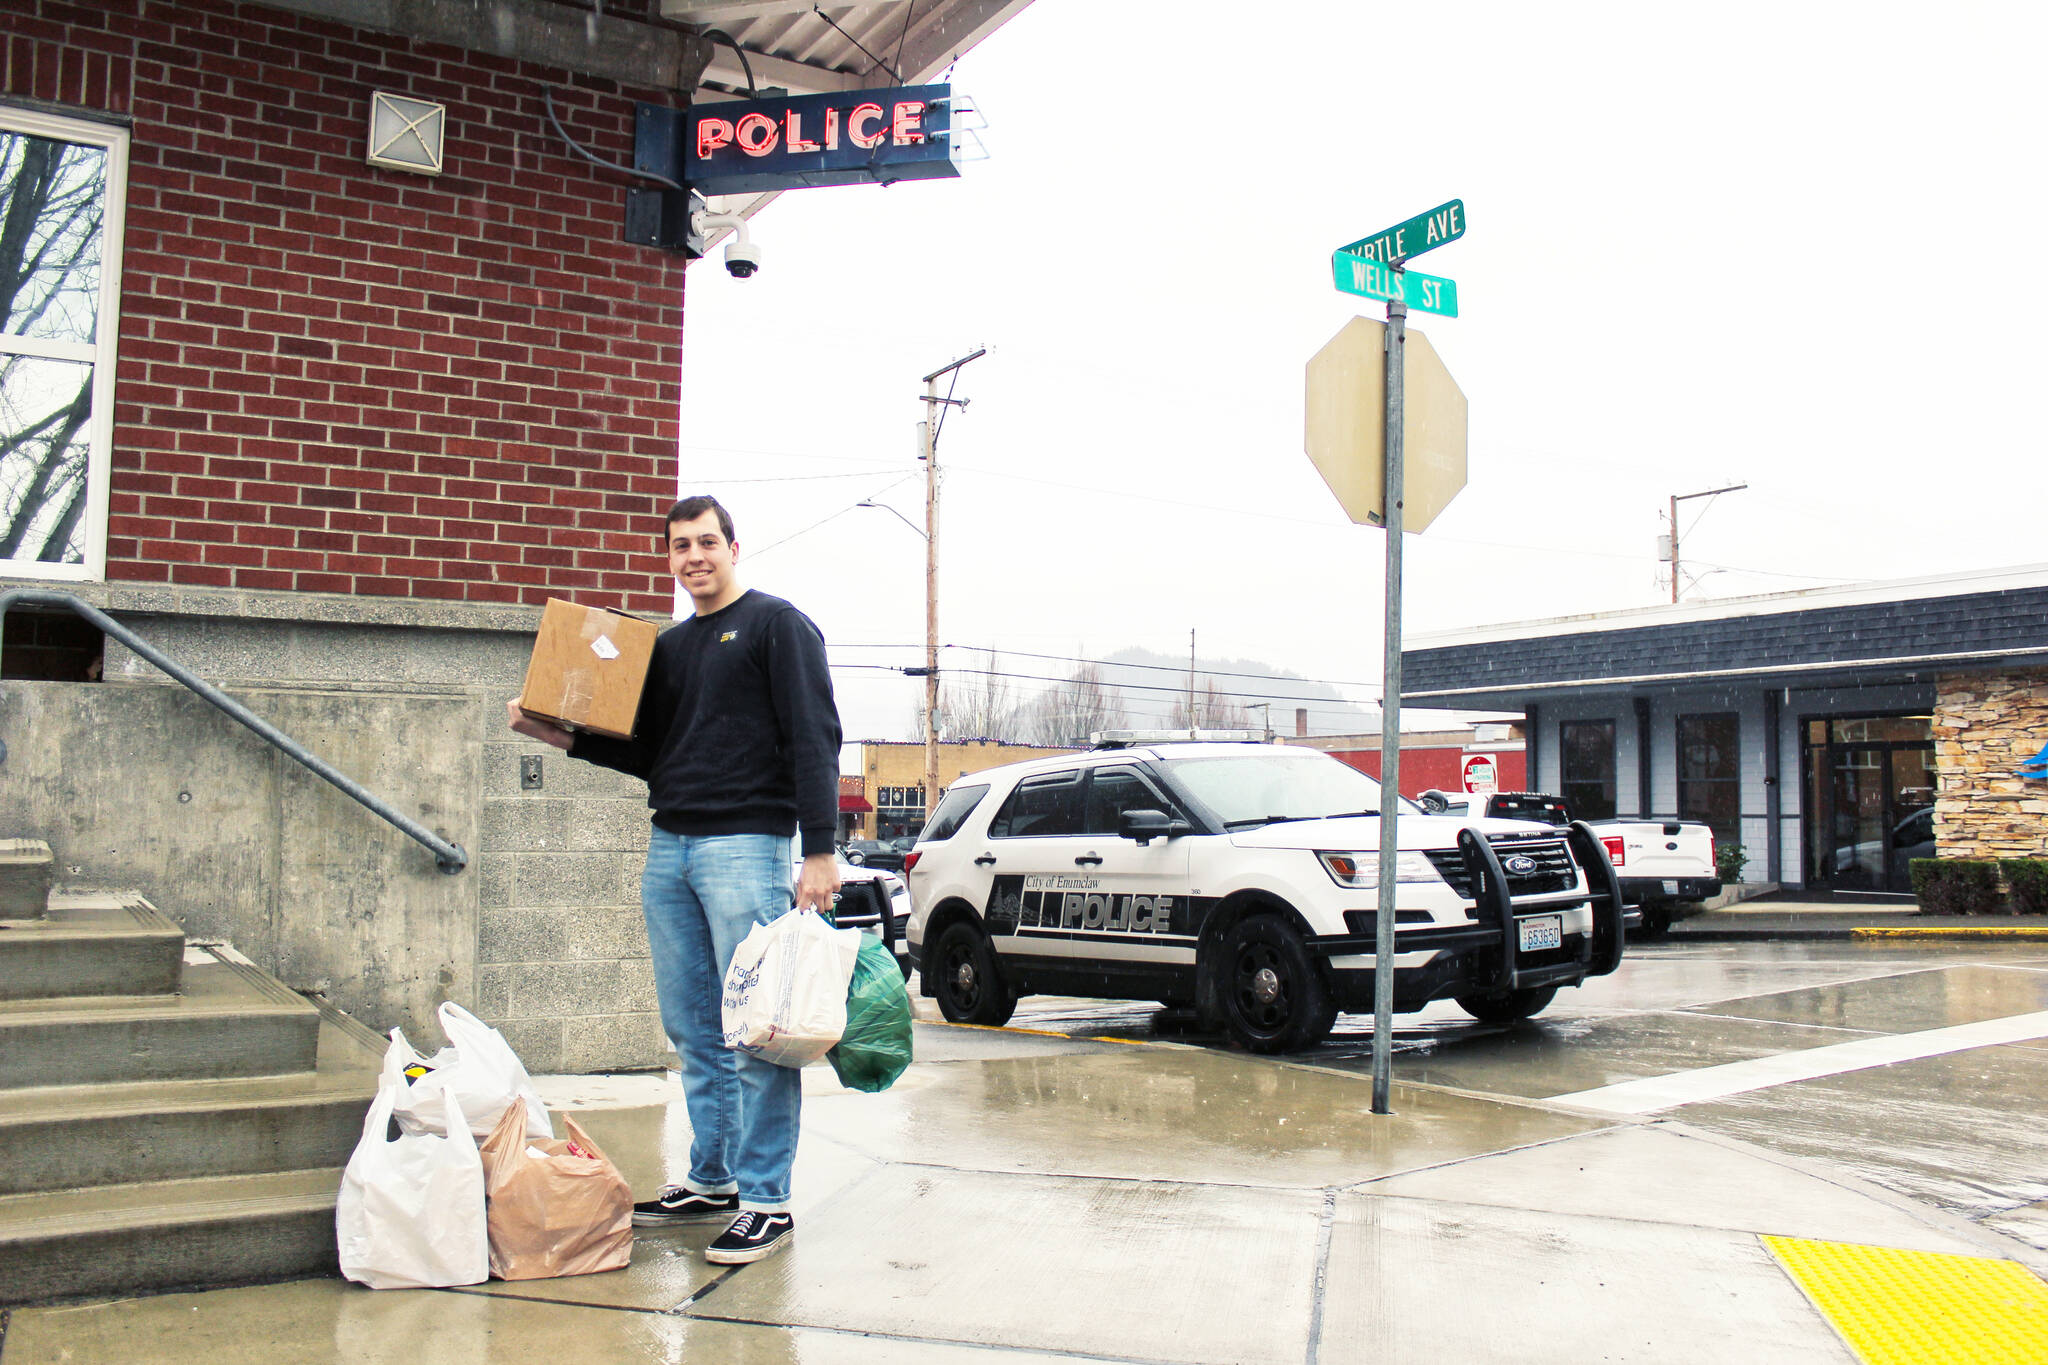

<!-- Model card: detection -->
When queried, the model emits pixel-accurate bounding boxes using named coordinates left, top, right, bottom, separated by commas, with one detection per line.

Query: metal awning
left=662, top=1, right=1032, bottom=98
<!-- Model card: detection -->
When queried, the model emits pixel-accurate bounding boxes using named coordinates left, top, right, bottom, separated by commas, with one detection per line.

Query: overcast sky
left=671, top=0, right=2048, bottom=744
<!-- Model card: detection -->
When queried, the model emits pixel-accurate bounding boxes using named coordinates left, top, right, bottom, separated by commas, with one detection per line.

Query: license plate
left=1662, top=879, right=1680, bottom=895
left=1517, top=915, right=1562, bottom=952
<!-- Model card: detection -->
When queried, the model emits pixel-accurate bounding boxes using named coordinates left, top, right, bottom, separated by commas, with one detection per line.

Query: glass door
left=1829, top=746, right=1889, bottom=893
left=1802, top=716, right=1935, bottom=895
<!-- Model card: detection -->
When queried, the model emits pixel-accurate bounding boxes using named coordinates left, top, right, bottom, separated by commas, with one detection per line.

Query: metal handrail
left=0, top=589, right=467, bottom=874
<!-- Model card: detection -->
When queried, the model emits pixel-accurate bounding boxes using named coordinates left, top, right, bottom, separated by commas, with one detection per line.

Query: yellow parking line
left=1764, top=1236, right=2048, bottom=1364
left=1852, top=926, right=2048, bottom=939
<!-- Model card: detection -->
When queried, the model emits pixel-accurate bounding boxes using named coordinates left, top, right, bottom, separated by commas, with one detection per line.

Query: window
left=987, top=772, right=1084, bottom=839
left=0, top=110, right=126, bottom=580
left=1559, top=720, right=1616, bottom=821
left=1081, top=766, right=1173, bottom=835
left=918, top=783, right=988, bottom=843
left=1677, top=712, right=1740, bottom=845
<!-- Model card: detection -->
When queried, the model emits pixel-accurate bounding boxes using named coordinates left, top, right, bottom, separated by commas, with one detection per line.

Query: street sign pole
left=1372, top=280, right=1406, bottom=1116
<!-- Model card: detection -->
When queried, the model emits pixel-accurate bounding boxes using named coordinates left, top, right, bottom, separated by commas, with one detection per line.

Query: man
left=507, top=494, right=841, bottom=1265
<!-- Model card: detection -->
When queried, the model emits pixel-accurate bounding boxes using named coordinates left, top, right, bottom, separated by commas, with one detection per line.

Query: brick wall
left=1934, top=668, right=2048, bottom=859
left=7, top=0, right=685, bottom=613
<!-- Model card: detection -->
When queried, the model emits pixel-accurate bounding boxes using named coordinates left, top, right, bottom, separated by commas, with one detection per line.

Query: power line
left=829, top=661, right=1380, bottom=709
left=830, top=641, right=1385, bottom=692
left=684, top=469, right=919, bottom=485
left=747, top=475, right=917, bottom=557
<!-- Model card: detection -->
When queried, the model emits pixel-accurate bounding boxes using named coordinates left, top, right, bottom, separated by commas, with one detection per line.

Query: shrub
left=1999, top=859, right=2048, bottom=915
left=1716, top=841, right=1749, bottom=883
left=1909, top=859, right=2003, bottom=915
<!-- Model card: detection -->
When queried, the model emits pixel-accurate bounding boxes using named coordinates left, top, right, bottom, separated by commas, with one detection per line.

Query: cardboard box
left=520, top=599, right=659, bottom=740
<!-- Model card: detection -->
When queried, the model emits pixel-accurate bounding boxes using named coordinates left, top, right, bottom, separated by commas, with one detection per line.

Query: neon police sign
left=679, top=84, right=957, bottom=196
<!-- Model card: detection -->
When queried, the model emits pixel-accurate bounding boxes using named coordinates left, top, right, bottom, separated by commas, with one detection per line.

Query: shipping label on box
left=520, top=599, right=659, bottom=740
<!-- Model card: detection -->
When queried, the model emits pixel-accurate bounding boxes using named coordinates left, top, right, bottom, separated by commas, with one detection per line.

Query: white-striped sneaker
left=631, top=1185, right=739, bottom=1226
left=704, top=1210, right=794, bottom=1264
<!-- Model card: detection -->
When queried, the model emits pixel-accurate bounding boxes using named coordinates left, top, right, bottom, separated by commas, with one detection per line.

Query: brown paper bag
left=479, top=1100, right=634, bottom=1280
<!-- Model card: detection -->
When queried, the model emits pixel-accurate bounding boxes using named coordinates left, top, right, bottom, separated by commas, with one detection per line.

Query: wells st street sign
left=1330, top=252, right=1459, bottom=317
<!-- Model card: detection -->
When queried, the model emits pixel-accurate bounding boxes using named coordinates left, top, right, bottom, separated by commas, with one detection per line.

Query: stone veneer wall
left=1933, top=668, right=2048, bottom=858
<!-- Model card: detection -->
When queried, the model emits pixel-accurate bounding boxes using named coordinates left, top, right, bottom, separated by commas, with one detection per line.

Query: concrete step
left=0, top=1014, right=382, bottom=1196
left=0, top=839, right=54, bottom=918
left=0, top=1167, right=342, bottom=1305
left=0, top=892, right=185, bottom=1001
left=0, top=958, right=321, bottom=1090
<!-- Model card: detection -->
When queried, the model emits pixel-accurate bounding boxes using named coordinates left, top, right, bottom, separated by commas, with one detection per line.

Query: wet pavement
left=5, top=937, right=2046, bottom=1363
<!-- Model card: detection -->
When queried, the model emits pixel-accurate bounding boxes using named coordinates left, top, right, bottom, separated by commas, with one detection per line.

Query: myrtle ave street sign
left=1330, top=252, right=1459, bottom=317
left=1339, top=199, right=1466, bottom=265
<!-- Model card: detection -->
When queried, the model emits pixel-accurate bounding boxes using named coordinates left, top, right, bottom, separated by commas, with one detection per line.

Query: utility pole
left=1186, top=628, right=1197, bottom=731
left=919, top=349, right=985, bottom=825
left=1665, top=483, right=1748, bottom=603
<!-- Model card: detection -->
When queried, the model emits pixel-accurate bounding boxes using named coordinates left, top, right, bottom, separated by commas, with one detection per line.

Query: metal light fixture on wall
left=366, top=92, right=446, bottom=175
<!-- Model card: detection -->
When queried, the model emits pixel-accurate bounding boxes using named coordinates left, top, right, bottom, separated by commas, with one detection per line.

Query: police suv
left=903, top=733, right=1626, bottom=1052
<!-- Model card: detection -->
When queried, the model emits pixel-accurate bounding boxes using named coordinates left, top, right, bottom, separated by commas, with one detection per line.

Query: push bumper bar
left=1311, top=822, right=1627, bottom=993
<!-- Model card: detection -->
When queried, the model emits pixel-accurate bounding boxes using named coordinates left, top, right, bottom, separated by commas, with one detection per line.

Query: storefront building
left=1402, top=565, right=2048, bottom=899
left=850, top=738, right=1083, bottom=840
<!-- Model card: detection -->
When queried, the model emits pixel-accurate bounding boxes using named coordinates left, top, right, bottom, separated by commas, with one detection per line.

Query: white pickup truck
left=1419, top=791, right=1721, bottom=934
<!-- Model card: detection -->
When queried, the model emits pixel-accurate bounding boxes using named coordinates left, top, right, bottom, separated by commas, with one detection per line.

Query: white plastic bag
left=721, top=909, right=862, bottom=1068
left=336, top=1081, right=489, bottom=1290
left=385, top=1002, right=551, bottom=1141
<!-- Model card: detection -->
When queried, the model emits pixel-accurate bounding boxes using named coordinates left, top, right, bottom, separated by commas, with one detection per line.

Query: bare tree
left=1018, top=664, right=1128, bottom=747
left=1168, top=678, right=1252, bottom=730
left=907, top=651, right=1025, bottom=742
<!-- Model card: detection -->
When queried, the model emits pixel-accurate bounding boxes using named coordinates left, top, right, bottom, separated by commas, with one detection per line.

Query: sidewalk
left=5, top=1019, right=2043, bottom=1364
left=1665, top=897, right=2048, bottom=942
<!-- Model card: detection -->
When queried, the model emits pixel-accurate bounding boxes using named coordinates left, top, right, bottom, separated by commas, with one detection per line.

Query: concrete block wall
left=1, top=584, right=670, bottom=1069
left=9, top=0, right=685, bottom=612
left=475, top=734, right=667, bottom=1072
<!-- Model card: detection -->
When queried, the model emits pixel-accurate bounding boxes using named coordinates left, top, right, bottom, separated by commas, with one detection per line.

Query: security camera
left=723, top=240, right=762, bottom=278
left=689, top=207, right=760, bottom=280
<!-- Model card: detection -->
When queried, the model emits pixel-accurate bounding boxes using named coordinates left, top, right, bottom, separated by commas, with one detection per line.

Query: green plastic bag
left=827, top=934, right=914, bottom=1093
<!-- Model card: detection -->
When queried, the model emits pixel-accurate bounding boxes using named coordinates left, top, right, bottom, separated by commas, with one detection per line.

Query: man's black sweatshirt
left=571, top=590, right=843, bottom=857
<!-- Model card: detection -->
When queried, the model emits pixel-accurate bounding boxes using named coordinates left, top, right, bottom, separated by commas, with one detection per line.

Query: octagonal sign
left=1304, top=317, right=1468, bottom=532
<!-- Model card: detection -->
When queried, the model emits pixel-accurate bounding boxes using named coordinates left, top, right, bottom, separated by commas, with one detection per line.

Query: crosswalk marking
left=1554, top=1010, right=2048, bottom=1114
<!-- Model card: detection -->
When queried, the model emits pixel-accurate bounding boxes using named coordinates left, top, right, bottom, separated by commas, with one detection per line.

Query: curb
left=1851, top=926, right=2048, bottom=939
left=1664, top=923, right=2048, bottom=943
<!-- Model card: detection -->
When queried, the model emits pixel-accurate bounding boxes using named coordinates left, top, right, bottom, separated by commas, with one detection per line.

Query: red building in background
left=1292, top=725, right=1527, bottom=801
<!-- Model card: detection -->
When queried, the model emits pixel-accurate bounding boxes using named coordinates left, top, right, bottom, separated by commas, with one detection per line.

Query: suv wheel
left=931, top=922, right=1017, bottom=1027
left=1454, top=984, right=1558, bottom=1024
left=1219, top=916, right=1336, bottom=1053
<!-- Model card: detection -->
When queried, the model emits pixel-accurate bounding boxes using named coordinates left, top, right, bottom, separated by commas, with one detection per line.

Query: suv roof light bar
left=1089, top=728, right=1267, bottom=749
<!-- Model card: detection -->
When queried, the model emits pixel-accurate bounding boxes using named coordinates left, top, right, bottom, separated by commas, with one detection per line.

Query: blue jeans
left=640, top=829, right=801, bottom=1212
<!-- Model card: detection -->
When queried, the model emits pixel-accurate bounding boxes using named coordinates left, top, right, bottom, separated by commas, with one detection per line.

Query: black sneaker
left=631, top=1185, right=740, bottom=1226
left=704, top=1210, right=794, bottom=1264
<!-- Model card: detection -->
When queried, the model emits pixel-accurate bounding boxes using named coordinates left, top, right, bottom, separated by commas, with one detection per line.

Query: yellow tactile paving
left=1763, top=1235, right=2048, bottom=1364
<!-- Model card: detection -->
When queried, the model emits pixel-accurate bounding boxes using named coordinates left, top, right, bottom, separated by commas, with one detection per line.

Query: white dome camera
left=723, top=239, right=762, bottom=278
left=690, top=208, right=760, bottom=280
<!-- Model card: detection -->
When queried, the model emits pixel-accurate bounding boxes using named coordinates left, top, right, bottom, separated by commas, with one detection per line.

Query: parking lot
left=1002, top=937, right=2048, bottom=1247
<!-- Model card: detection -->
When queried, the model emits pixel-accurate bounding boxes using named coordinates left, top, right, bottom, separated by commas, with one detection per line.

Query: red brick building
left=0, top=0, right=1031, bottom=1068
left=6, top=0, right=689, bottom=612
